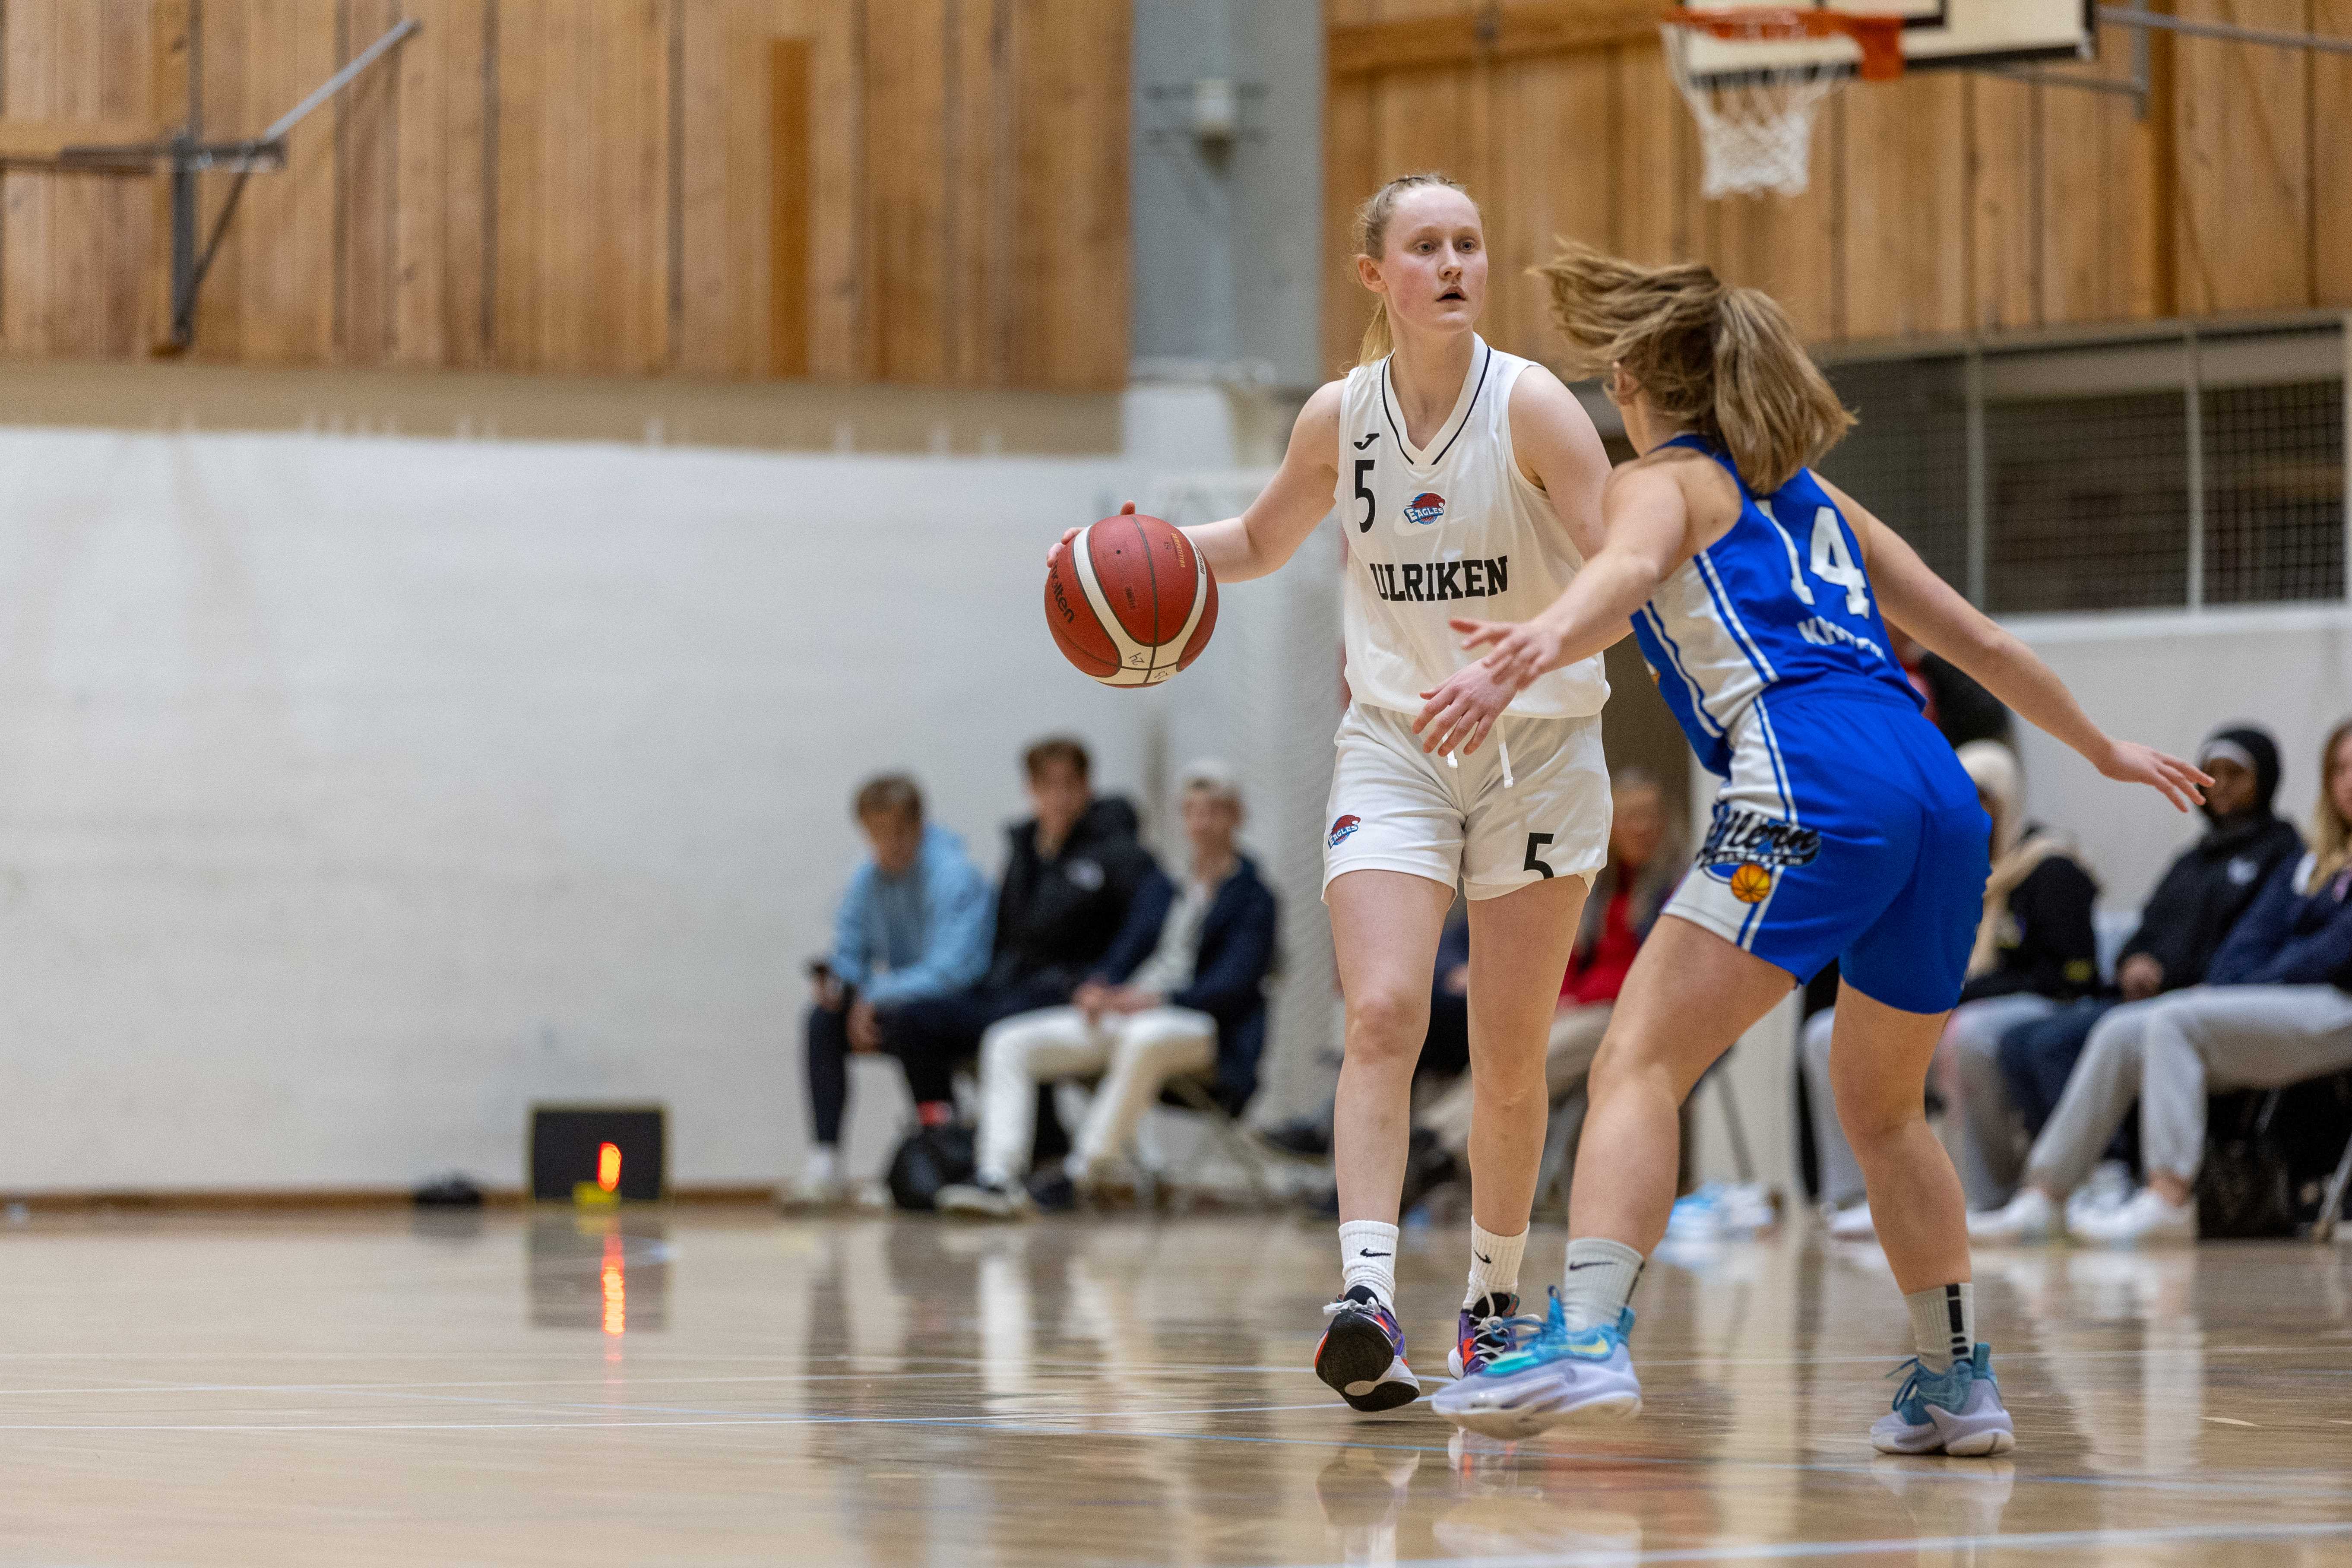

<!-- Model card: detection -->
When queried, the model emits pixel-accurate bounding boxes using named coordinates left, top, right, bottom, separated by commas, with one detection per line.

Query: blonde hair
left=2310, top=718, right=2352, bottom=886
left=1351, top=172, right=1475, bottom=367
left=1535, top=242, right=1854, bottom=493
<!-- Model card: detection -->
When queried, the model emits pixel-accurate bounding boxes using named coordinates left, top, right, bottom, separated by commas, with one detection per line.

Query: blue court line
left=1257, top=1518, right=2352, bottom=1568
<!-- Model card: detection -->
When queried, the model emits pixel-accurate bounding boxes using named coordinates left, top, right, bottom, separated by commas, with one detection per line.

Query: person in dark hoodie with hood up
left=886, top=736, right=1159, bottom=1140
left=1991, top=723, right=2302, bottom=1160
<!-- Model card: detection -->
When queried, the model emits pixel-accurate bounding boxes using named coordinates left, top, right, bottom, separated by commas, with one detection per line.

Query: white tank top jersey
left=1333, top=336, right=1608, bottom=720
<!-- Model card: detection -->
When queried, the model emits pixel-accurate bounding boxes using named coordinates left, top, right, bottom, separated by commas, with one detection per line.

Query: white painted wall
left=0, top=425, right=1173, bottom=1193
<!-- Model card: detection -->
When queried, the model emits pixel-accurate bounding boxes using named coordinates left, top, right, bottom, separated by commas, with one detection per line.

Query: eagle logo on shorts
left=1402, top=492, right=1446, bottom=526
left=1328, top=814, right=1362, bottom=848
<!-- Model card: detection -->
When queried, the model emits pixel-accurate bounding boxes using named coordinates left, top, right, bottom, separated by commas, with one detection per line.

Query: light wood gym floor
left=1, top=1207, right=2348, bottom=1565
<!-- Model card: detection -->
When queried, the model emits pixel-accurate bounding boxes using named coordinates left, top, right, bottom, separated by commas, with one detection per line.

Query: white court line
left=1263, top=1518, right=2352, bottom=1568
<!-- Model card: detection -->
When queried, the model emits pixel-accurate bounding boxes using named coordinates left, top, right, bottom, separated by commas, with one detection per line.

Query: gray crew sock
left=1906, top=1282, right=1973, bottom=1375
left=1560, top=1237, right=1645, bottom=1332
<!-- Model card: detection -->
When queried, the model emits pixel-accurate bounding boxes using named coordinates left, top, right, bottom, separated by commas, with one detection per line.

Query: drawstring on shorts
left=1443, top=724, right=1516, bottom=789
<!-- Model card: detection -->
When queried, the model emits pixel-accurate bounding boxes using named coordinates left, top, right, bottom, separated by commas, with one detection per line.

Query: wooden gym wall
left=1325, top=0, right=2352, bottom=375
left=0, top=0, right=1130, bottom=391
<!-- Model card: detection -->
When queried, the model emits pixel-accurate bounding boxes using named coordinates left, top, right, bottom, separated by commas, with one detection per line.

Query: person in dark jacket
left=939, top=761, right=1277, bottom=1218
left=1802, top=740, right=2101, bottom=1233
left=1973, top=717, right=2352, bottom=1245
left=1995, top=723, right=2304, bottom=1132
left=886, top=736, right=1159, bottom=1128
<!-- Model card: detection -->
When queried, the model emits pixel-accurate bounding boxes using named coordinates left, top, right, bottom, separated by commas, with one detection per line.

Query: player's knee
left=1345, top=986, right=1426, bottom=1059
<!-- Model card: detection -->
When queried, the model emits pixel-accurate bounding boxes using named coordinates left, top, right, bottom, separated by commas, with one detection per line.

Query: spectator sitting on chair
left=1801, top=740, right=2099, bottom=1239
left=1415, top=768, right=1685, bottom=1198
left=786, top=773, right=992, bottom=1207
left=883, top=737, right=1159, bottom=1160
left=1993, top=723, right=2302, bottom=1140
left=1971, top=717, right=2352, bottom=1245
left=937, top=761, right=1278, bottom=1219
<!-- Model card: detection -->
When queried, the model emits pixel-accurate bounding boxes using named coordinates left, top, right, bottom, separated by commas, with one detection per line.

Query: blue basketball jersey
left=1629, top=435, right=1923, bottom=777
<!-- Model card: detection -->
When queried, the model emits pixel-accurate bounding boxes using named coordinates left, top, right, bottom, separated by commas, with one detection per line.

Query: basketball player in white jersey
left=1052, top=173, right=1615, bottom=1413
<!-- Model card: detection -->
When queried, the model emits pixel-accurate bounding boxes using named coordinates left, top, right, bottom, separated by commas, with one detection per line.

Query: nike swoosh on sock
left=1357, top=1248, right=1391, bottom=1258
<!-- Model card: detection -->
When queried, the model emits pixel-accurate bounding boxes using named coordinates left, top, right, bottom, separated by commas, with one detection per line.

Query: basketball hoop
left=1661, top=7, right=1906, bottom=200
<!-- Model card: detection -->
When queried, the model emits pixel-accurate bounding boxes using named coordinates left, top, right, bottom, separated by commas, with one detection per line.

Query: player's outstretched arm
left=1827, top=476, right=2212, bottom=813
left=1042, top=383, right=1341, bottom=586
left=1410, top=462, right=1690, bottom=758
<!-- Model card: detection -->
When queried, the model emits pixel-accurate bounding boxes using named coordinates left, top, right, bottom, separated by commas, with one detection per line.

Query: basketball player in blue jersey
left=1412, top=245, right=2208, bottom=1451
left=1051, top=175, right=1619, bottom=1414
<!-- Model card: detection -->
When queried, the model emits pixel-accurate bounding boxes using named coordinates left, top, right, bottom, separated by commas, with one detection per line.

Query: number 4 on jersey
left=1759, top=502, right=1870, bottom=617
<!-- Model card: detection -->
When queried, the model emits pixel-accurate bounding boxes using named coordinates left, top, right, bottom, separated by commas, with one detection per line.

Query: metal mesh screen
left=1817, top=356, right=1970, bottom=589
left=2204, top=379, right=2346, bottom=606
left=1983, top=389, right=2192, bottom=615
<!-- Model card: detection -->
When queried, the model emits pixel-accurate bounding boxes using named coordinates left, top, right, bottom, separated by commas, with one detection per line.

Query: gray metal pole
left=2185, top=327, right=2204, bottom=611
left=1965, top=347, right=1988, bottom=607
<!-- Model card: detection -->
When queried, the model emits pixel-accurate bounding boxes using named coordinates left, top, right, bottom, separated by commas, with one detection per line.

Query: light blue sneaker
left=1430, top=1288, right=1642, bottom=1438
left=1870, top=1343, right=2016, bottom=1456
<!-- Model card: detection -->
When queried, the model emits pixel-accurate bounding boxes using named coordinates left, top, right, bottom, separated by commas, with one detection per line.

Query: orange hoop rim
left=1660, top=6, right=1908, bottom=80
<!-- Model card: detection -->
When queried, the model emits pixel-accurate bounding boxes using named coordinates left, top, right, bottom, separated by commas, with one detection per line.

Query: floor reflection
left=525, top=1210, right=671, bottom=1333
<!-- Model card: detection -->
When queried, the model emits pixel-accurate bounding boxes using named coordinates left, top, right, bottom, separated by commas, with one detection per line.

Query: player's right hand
left=1045, top=501, right=1137, bottom=567
left=2097, top=739, right=2210, bottom=813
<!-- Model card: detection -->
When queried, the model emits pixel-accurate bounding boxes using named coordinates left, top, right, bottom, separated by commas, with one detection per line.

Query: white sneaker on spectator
left=1968, top=1188, right=2061, bottom=1243
left=778, top=1172, right=844, bottom=1210
left=2064, top=1161, right=2134, bottom=1229
left=1826, top=1202, right=1876, bottom=1240
left=2071, top=1187, right=2197, bottom=1245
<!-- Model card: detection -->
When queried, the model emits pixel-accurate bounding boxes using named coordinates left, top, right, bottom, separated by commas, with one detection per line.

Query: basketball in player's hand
left=1044, top=512, right=1218, bottom=687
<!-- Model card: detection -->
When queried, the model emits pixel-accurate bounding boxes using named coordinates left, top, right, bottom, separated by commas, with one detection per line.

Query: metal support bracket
left=1989, top=0, right=2352, bottom=119
left=40, top=18, right=419, bottom=352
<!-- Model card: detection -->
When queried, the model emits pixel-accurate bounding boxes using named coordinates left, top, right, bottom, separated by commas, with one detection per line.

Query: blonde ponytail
left=1350, top=171, right=1473, bottom=368
left=1535, top=241, right=1853, bottom=492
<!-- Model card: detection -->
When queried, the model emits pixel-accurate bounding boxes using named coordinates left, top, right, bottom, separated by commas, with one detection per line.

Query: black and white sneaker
left=1314, top=1286, right=1420, bottom=1412
left=936, top=1178, right=1035, bottom=1220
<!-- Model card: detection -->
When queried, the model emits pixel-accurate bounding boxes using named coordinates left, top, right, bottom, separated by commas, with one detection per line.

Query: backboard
left=1671, top=0, right=2096, bottom=83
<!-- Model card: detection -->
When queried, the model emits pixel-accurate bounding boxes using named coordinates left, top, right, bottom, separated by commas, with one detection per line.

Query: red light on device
left=596, top=1142, right=622, bottom=1193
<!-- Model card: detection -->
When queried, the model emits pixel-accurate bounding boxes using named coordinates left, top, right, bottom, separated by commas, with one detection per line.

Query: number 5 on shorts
left=1523, top=832, right=1554, bottom=879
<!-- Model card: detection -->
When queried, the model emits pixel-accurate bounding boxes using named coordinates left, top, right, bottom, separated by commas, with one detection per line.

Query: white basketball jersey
left=1334, top=336, right=1608, bottom=719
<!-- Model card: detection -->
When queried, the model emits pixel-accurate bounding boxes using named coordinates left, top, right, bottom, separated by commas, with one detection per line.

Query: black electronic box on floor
left=529, top=1104, right=667, bottom=1203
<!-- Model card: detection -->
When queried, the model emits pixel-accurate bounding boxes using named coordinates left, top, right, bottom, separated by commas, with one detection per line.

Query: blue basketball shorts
left=1662, top=688, right=1991, bottom=1014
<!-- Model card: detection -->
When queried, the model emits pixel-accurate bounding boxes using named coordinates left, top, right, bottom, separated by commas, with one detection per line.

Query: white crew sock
left=804, top=1145, right=839, bottom=1186
left=1464, top=1222, right=1527, bottom=1310
left=1906, top=1282, right=1973, bottom=1375
left=1338, top=1220, right=1401, bottom=1309
left=1560, top=1237, right=1645, bottom=1332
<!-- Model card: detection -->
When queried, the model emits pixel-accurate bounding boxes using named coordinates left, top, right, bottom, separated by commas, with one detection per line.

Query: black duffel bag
left=2197, top=1090, right=2298, bottom=1239
left=886, top=1122, right=977, bottom=1211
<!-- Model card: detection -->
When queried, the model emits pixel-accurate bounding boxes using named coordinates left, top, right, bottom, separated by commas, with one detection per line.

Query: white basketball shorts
left=1322, top=703, right=1611, bottom=902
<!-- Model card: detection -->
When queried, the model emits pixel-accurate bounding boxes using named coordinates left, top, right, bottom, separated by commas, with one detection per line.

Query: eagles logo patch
left=1402, top=492, right=1446, bottom=526
left=1328, top=814, right=1362, bottom=849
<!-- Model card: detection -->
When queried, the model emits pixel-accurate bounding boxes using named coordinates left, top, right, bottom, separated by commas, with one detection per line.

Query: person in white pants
left=939, top=762, right=1278, bottom=1218
left=1802, top=740, right=2100, bottom=1237
left=1974, top=717, right=2352, bottom=1244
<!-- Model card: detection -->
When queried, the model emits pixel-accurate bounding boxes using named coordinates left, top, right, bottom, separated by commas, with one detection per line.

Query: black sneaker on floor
left=1315, top=1285, right=1420, bottom=1412
left=1260, top=1120, right=1332, bottom=1159
left=1026, top=1170, right=1078, bottom=1213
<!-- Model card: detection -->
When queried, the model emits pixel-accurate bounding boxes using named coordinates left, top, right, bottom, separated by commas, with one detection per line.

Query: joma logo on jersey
left=1366, top=555, right=1508, bottom=605
left=1403, top=492, right=1447, bottom=526
left=1698, top=805, right=1822, bottom=874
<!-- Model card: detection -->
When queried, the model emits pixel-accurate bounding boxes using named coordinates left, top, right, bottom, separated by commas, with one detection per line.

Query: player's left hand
left=1412, top=659, right=1519, bottom=760
left=1045, top=501, right=1137, bottom=569
left=2097, top=739, right=2211, bottom=812
left=1453, top=615, right=1567, bottom=693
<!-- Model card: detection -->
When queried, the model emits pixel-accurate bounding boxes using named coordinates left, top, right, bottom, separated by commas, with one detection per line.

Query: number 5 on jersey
left=1354, top=459, right=1376, bottom=533
left=1760, top=502, right=1869, bottom=616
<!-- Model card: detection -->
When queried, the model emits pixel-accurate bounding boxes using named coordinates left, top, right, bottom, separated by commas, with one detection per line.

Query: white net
left=1661, top=22, right=1854, bottom=199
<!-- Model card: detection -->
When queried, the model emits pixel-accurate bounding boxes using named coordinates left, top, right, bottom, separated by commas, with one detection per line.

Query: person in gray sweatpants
left=1973, top=715, right=2352, bottom=1244
left=2006, top=983, right=2352, bottom=1241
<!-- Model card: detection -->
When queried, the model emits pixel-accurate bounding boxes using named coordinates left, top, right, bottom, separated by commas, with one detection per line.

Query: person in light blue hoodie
left=787, top=773, right=992, bottom=1206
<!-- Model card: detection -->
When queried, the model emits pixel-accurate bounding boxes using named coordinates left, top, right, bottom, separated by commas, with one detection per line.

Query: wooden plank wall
left=0, top=0, right=1129, bottom=391
left=1325, top=0, right=2352, bottom=376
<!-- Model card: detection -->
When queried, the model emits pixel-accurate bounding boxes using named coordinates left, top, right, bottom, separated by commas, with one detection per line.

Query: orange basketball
left=1044, top=513, right=1218, bottom=687
left=1729, top=863, right=1774, bottom=904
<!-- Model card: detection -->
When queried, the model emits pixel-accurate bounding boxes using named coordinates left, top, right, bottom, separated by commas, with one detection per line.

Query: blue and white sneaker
left=1431, top=1288, right=1642, bottom=1438
left=1315, top=1286, right=1420, bottom=1413
left=1870, top=1343, right=2016, bottom=1456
